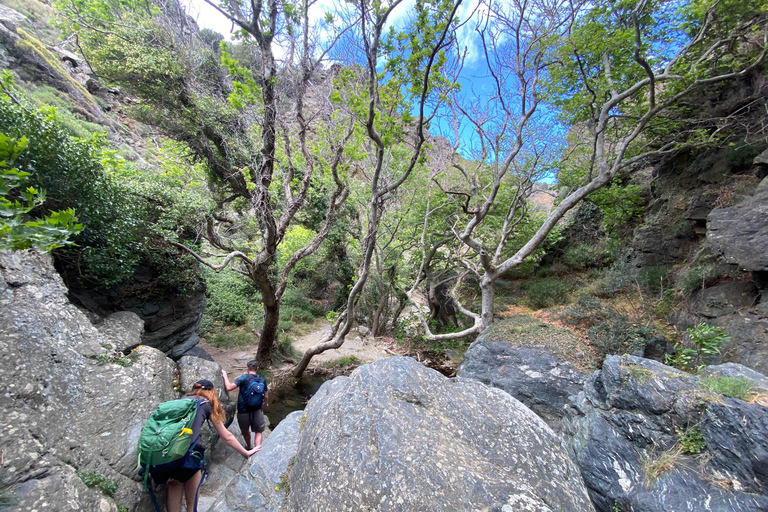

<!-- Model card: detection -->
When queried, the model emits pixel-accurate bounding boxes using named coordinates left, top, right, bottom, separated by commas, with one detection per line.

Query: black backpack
left=242, top=375, right=266, bottom=410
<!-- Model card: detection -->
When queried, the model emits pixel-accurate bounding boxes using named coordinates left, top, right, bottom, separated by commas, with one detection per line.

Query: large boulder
left=0, top=250, right=174, bottom=511
left=700, top=362, right=768, bottom=395
left=708, top=176, right=768, bottom=271
left=562, top=355, right=768, bottom=512
left=457, top=315, right=596, bottom=431
left=287, top=356, right=594, bottom=512
left=96, top=311, right=145, bottom=352
left=177, top=354, right=237, bottom=442
left=716, top=312, right=768, bottom=375
left=0, top=250, right=227, bottom=511
left=210, top=411, right=302, bottom=512
left=197, top=419, right=271, bottom=512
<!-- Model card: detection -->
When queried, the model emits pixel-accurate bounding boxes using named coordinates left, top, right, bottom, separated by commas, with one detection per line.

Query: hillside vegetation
left=0, top=0, right=766, bottom=377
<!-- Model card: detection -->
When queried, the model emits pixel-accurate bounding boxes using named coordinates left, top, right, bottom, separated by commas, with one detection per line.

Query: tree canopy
left=26, top=0, right=766, bottom=370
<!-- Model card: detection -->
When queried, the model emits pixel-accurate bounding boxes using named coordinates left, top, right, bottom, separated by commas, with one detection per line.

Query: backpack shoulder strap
left=194, top=397, right=215, bottom=431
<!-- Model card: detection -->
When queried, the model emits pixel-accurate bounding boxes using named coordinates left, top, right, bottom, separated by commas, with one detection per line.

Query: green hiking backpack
left=136, top=398, right=206, bottom=489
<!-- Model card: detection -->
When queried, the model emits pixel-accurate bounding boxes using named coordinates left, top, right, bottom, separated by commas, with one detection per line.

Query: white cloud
left=181, top=0, right=238, bottom=39
left=454, top=0, right=488, bottom=67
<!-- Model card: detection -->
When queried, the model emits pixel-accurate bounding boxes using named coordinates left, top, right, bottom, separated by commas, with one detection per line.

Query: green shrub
left=0, top=80, right=210, bottom=289
left=654, top=289, right=682, bottom=318
left=588, top=318, right=654, bottom=359
left=524, top=278, right=570, bottom=309
left=0, top=133, right=82, bottom=252
left=562, top=242, right=610, bottom=269
left=336, top=355, right=360, bottom=367
left=677, top=427, right=706, bottom=455
left=202, top=267, right=260, bottom=327
left=558, top=294, right=604, bottom=326
left=559, top=295, right=655, bottom=358
left=275, top=334, right=302, bottom=361
left=588, top=253, right=634, bottom=298
left=279, top=285, right=324, bottom=331
left=676, top=264, right=721, bottom=294
left=637, top=265, right=669, bottom=293
left=209, top=329, right=257, bottom=348
left=665, top=323, right=729, bottom=372
left=77, top=472, right=118, bottom=497
left=0, top=489, right=14, bottom=508
left=27, top=85, right=106, bottom=139
left=701, top=376, right=753, bottom=400
left=91, top=348, right=134, bottom=367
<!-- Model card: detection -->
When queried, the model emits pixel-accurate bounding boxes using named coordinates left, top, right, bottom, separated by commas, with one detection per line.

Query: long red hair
left=189, top=386, right=225, bottom=423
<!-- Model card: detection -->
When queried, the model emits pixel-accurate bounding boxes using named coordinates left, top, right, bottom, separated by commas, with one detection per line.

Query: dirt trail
left=290, top=321, right=397, bottom=364
left=199, top=320, right=397, bottom=378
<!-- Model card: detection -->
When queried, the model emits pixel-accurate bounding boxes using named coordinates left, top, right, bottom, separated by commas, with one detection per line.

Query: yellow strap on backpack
left=179, top=428, right=193, bottom=436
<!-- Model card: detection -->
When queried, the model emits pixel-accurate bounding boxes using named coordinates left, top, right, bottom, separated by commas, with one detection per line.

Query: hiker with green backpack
left=222, top=360, right=268, bottom=450
left=137, top=379, right=260, bottom=512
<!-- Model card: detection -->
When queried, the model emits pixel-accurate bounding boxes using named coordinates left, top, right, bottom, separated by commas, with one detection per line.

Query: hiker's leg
left=253, top=410, right=266, bottom=449
left=183, top=471, right=203, bottom=512
left=237, top=412, right=252, bottom=449
left=166, top=479, right=184, bottom=512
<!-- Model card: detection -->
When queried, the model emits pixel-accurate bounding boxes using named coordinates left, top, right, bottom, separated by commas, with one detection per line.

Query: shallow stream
left=263, top=374, right=328, bottom=427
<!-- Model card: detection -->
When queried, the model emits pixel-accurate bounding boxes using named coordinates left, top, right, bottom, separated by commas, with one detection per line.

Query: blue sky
left=181, top=0, right=563, bottom=181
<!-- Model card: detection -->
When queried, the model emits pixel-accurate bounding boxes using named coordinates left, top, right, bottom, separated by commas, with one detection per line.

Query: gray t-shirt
left=184, top=396, right=212, bottom=452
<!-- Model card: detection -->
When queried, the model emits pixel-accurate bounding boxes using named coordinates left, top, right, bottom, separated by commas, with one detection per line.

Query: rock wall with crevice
left=0, top=250, right=230, bottom=511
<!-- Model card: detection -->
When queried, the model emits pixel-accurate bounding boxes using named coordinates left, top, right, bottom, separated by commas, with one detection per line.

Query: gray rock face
left=708, top=177, right=768, bottom=271
left=563, top=355, right=768, bottom=512
left=755, top=148, right=768, bottom=166
left=700, top=362, right=768, bottom=394
left=198, top=421, right=258, bottom=512
left=0, top=11, right=104, bottom=122
left=169, top=332, right=200, bottom=358
left=458, top=340, right=590, bottom=432
left=716, top=312, right=768, bottom=376
left=182, top=345, right=215, bottom=362
left=97, top=311, right=145, bottom=352
left=0, top=250, right=176, bottom=511
left=69, top=279, right=207, bottom=357
left=287, top=357, right=594, bottom=512
left=684, top=190, right=719, bottom=221
left=0, top=250, right=239, bottom=511
left=633, top=225, right=692, bottom=267
left=141, top=292, right=206, bottom=355
left=691, top=282, right=759, bottom=318
left=211, top=411, right=302, bottom=512
left=177, top=355, right=236, bottom=449
left=669, top=282, right=767, bottom=375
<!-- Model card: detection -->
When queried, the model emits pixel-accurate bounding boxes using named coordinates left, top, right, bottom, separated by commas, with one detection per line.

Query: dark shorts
left=150, top=449, right=206, bottom=484
left=237, top=409, right=266, bottom=434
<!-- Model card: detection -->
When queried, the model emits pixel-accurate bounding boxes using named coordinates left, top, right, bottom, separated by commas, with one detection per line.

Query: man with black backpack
left=222, top=360, right=268, bottom=450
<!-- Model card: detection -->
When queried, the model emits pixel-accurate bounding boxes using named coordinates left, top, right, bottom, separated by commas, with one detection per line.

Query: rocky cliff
left=631, top=139, right=768, bottom=374
left=459, top=327, right=768, bottom=512
left=0, top=250, right=231, bottom=511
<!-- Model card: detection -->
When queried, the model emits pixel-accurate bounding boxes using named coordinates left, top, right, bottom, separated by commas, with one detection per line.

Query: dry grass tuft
left=640, top=445, right=683, bottom=487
